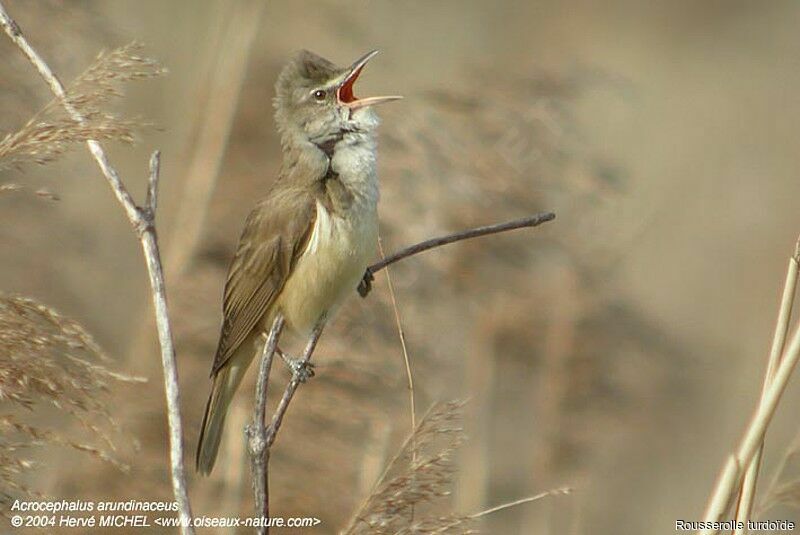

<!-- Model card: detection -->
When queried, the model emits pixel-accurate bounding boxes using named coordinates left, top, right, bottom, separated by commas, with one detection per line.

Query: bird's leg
left=276, top=346, right=316, bottom=382
left=276, top=317, right=326, bottom=383
left=295, top=318, right=326, bottom=382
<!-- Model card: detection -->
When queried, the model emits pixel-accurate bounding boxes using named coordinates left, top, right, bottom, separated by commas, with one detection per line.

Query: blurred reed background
left=3, top=0, right=800, bottom=533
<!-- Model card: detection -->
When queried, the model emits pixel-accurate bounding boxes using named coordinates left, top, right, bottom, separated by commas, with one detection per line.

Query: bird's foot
left=279, top=351, right=315, bottom=383
left=358, top=267, right=374, bottom=298
left=289, top=359, right=315, bottom=383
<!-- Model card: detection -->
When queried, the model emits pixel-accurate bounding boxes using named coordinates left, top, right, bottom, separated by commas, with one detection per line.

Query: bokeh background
left=3, top=0, right=800, bottom=533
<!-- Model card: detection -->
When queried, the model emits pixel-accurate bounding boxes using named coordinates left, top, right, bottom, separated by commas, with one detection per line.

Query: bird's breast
left=277, top=199, right=378, bottom=335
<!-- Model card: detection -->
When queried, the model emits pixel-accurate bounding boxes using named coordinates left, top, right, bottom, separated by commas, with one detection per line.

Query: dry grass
left=0, top=295, right=143, bottom=516
left=342, top=401, right=572, bottom=534
left=343, top=401, right=470, bottom=535
left=701, top=246, right=800, bottom=532
left=761, top=478, right=800, bottom=514
left=0, top=43, right=163, bottom=169
left=0, top=34, right=161, bottom=516
left=0, top=182, right=59, bottom=200
left=757, top=432, right=800, bottom=515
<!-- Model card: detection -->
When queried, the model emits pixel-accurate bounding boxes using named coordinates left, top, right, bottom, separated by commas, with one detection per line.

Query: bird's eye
left=313, top=89, right=326, bottom=102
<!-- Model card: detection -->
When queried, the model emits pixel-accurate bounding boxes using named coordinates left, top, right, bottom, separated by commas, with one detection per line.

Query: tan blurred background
left=3, top=0, right=800, bottom=533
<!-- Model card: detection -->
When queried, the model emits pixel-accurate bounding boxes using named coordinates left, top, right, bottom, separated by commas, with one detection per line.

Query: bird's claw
left=286, top=358, right=315, bottom=383
left=358, top=267, right=374, bottom=298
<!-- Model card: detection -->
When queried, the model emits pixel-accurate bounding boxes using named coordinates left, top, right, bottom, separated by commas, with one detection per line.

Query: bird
left=196, top=50, right=401, bottom=475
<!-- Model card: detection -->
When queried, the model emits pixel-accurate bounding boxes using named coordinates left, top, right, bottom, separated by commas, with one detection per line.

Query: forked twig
left=246, top=315, right=284, bottom=535
left=246, top=318, right=324, bottom=534
left=264, top=319, right=326, bottom=449
left=0, top=4, right=194, bottom=532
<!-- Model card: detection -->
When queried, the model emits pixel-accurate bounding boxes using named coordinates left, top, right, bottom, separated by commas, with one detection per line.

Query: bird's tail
left=196, top=362, right=247, bottom=475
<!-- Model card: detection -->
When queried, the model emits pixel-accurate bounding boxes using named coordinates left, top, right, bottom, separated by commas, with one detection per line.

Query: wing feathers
left=210, top=194, right=316, bottom=375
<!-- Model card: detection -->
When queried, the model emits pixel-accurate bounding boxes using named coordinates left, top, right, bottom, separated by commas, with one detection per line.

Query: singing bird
left=196, top=50, right=401, bottom=474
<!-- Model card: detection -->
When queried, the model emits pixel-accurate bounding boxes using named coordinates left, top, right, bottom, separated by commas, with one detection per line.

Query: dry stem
left=733, top=248, right=798, bottom=531
left=431, top=487, right=573, bottom=534
left=700, top=243, right=800, bottom=534
left=377, top=236, right=418, bottom=524
left=0, top=5, right=194, bottom=532
left=377, top=237, right=417, bottom=439
left=246, top=315, right=285, bottom=535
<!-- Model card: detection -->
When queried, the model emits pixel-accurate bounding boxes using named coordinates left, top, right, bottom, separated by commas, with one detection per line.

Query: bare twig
left=246, top=315, right=285, bottom=535
left=0, top=5, right=194, bottom=532
left=145, top=151, right=160, bottom=219
left=358, top=212, right=556, bottom=297
left=700, top=242, right=800, bottom=534
left=245, top=324, right=325, bottom=530
left=137, top=160, right=195, bottom=532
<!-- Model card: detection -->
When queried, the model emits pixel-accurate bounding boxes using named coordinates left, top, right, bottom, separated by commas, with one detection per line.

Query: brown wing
left=210, top=189, right=316, bottom=376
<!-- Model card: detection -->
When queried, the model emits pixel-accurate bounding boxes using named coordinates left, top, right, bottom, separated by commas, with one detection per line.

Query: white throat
left=329, top=131, right=380, bottom=208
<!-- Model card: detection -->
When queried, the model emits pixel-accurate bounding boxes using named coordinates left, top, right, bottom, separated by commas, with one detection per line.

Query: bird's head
left=274, top=50, right=401, bottom=149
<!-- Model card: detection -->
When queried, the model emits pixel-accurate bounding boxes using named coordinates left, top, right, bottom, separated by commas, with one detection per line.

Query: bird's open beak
left=337, top=50, right=402, bottom=110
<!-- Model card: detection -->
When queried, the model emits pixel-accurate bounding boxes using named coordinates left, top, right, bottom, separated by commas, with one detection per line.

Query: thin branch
left=246, top=315, right=284, bottom=535
left=0, top=5, right=194, bottom=532
left=264, top=319, right=326, bottom=449
left=138, top=186, right=194, bottom=530
left=145, top=151, right=160, bottom=219
left=359, top=212, right=556, bottom=297
left=700, top=242, right=800, bottom=534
